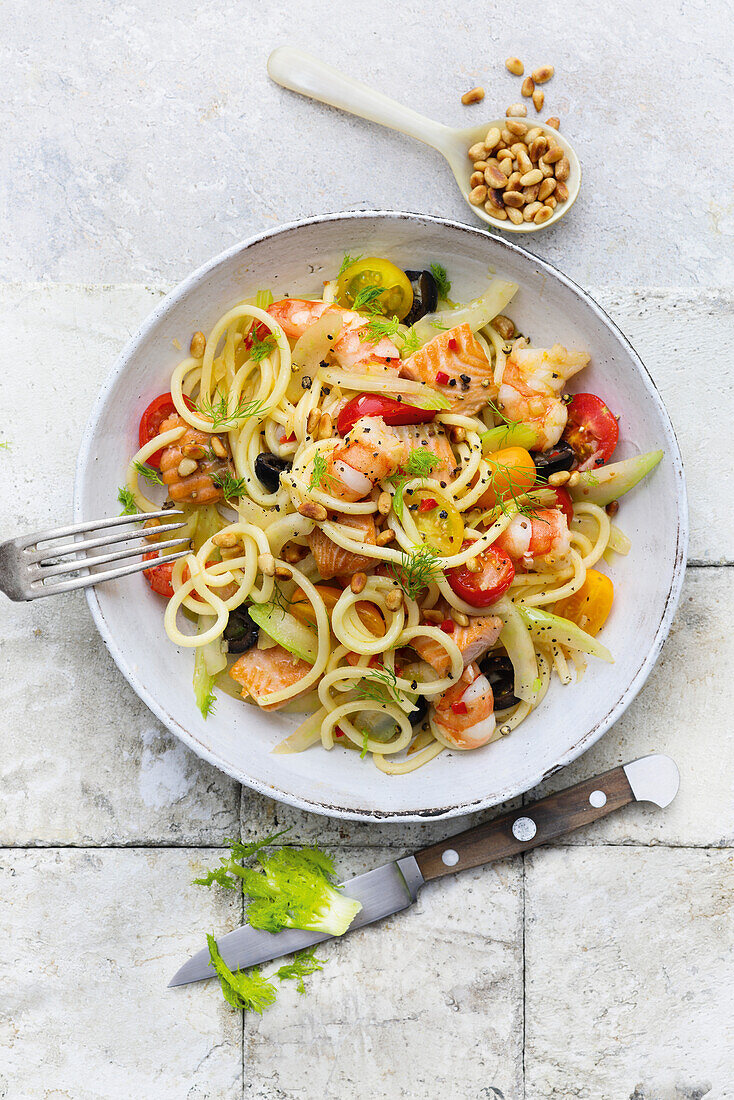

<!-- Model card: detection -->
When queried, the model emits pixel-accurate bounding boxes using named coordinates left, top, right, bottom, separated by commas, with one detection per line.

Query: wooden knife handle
left=414, top=764, right=634, bottom=882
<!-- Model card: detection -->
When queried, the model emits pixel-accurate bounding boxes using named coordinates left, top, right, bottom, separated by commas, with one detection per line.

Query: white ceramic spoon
left=267, top=46, right=581, bottom=234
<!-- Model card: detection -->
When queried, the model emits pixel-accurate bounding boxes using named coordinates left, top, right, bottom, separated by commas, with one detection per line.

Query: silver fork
left=0, top=511, right=190, bottom=601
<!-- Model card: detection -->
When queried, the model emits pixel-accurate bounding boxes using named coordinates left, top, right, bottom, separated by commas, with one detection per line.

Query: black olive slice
left=223, top=606, right=259, bottom=654
left=254, top=452, right=292, bottom=492
left=533, top=441, right=575, bottom=477
left=479, top=654, right=519, bottom=711
left=403, top=269, right=439, bottom=326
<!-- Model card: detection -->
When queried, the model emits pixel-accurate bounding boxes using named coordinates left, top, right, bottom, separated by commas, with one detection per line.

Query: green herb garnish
left=389, top=449, right=440, bottom=519
left=309, top=451, right=337, bottom=492
left=338, top=253, right=362, bottom=277
left=212, top=469, right=247, bottom=501
left=359, top=313, right=421, bottom=356
left=133, top=460, right=163, bottom=485
left=249, top=330, right=277, bottom=363
left=388, top=545, right=442, bottom=600
left=195, top=393, right=269, bottom=431
left=117, top=486, right=139, bottom=515
left=429, top=263, right=451, bottom=299
left=351, top=285, right=386, bottom=313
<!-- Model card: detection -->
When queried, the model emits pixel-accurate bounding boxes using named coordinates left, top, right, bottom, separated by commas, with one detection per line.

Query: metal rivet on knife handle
left=511, top=816, right=537, bottom=842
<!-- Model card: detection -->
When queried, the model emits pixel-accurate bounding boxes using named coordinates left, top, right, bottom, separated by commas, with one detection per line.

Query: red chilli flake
left=451, top=700, right=468, bottom=715
left=435, top=371, right=449, bottom=385
left=440, top=619, right=455, bottom=633
left=447, top=338, right=457, bottom=350
left=280, top=431, right=296, bottom=443
left=417, top=497, right=438, bottom=513
left=335, top=726, right=344, bottom=738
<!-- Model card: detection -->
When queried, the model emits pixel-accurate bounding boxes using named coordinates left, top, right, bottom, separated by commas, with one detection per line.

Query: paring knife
left=169, top=753, right=679, bottom=987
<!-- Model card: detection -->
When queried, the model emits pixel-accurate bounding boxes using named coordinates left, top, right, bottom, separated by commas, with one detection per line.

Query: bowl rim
left=73, top=208, right=689, bottom=821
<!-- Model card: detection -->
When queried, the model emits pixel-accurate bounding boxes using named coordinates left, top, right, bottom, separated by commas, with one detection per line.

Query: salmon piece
left=158, top=415, right=231, bottom=504
left=392, top=423, right=459, bottom=486
left=401, top=323, right=495, bottom=416
left=307, top=513, right=377, bottom=581
left=267, top=299, right=331, bottom=339
left=327, top=416, right=409, bottom=501
left=229, top=644, right=312, bottom=711
left=267, top=300, right=400, bottom=373
left=412, top=614, right=503, bottom=676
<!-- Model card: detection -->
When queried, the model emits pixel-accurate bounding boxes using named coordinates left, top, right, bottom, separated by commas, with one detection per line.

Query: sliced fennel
left=193, top=617, right=224, bottom=718
left=518, top=606, right=613, bottom=663
left=494, top=597, right=540, bottom=704
left=481, top=422, right=538, bottom=453
left=248, top=603, right=318, bottom=664
left=286, top=313, right=343, bottom=403
left=570, top=450, right=663, bottom=506
left=411, top=278, right=518, bottom=346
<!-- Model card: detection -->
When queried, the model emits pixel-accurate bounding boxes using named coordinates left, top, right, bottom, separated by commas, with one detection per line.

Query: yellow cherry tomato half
left=478, top=446, right=536, bottom=509
left=336, top=257, right=414, bottom=320
left=409, top=489, right=464, bottom=555
left=553, top=569, right=614, bottom=636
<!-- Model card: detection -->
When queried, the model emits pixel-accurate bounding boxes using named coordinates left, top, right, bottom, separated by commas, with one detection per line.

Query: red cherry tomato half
left=336, top=393, right=437, bottom=436
left=563, top=393, right=619, bottom=469
left=447, top=542, right=515, bottom=608
left=142, top=551, right=175, bottom=598
left=552, top=486, right=574, bottom=524
left=138, top=393, right=194, bottom=467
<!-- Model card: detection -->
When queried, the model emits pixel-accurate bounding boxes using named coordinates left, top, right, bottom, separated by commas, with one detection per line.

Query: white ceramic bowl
left=74, top=211, right=688, bottom=822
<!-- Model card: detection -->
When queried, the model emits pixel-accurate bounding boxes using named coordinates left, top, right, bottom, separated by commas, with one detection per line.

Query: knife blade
left=169, top=753, right=678, bottom=987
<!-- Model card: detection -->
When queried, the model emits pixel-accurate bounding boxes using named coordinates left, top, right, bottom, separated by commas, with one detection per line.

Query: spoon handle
left=267, top=47, right=452, bottom=152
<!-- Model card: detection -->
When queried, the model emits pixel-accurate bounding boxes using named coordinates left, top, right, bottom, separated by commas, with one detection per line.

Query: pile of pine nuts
left=466, top=118, right=571, bottom=225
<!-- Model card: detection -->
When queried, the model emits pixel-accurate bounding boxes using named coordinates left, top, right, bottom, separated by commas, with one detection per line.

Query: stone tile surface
left=524, top=847, right=734, bottom=1100
left=0, top=285, right=240, bottom=845
left=2, top=0, right=733, bottom=289
left=243, top=854, right=524, bottom=1100
left=0, top=848, right=243, bottom=1099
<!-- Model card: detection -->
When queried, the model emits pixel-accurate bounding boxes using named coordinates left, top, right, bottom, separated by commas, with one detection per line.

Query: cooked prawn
left=267, top=299, right=400, bottom=374
left=433, top=663, right=496, bottom=748
left=326, top=416, right=408, bottom=501
left=498, top=340, right=590, bottom=451
left=494, top=508, right=571, bottom=571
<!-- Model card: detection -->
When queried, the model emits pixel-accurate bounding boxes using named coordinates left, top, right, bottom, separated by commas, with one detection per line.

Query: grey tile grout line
left=521, top=852, right=527, bottom=1100
left=1, top=841, right=730, bottom=851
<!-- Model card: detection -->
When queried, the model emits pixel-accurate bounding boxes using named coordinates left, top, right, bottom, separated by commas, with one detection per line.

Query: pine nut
left=555, top=156, right=571, bottom=182
left=538, top=177, right=557, bottom=201
left=182, top=443, right=206, bottom=459
left=487, top=205, right=508, bottom=220
left=143, top=518, right=161, bottom=542
left=190, top=331, right=206, bottom=358
left=521, top=76, right=535, bottom=97
left=275, top=564, right=293, bottom=579
left=177, top=457, right=198, bottom=477
left=523, top=184, right=540, bottom=203
left=385, top=590, right=403, bottom=611
left=503, top=190, right=525, bottom=208
left=491, top=315, right=515, bottom=340
left=606, top=500, right=620, bottom=518
left=485, top=127, right=502, bottom=150
left=461, top=87, right=485, bottom=105
left=520, top=168, right=543, bottom=186
left=450, top=426, right=467, bottom=444
left=484, top=164, right=507, bottom=189
left=501, top=128, right=514, bottom=144
left=377, top=491, right=392, bottom=516
left=506, top=119, right=528, bottom=137
left=298, top=501, right=327, bottom=521
left=469, top=185, right=488, bottom=205
left=532, top=89, right=545, bottom=112
left=465, top=557, right=482, bottom=573
left=306, top=408, right=320, bottom=435
left=548, top=470, right=571, bottom=487
left=213, top=530, right=240, bottom=548
left=469, top=171, right=485, bottom=188
left=351, top=572, right=367, bottom=594
left=258, top=552, right=276, bottom=577
left=544, top=144, right=564, bottom=165
left=546, top=196, right=558, bottom=209
left=555, top=180, right=569, bottom=202
left=529, top=136, right=548, bottom=161
left=507, top=206, right=524, bottom=225
left=516, top=149, right=533, bottom=174
left=523, top=201, right=543, bottom=221
left=499, top=158, right=514, bottom=178
left=486, top=189, right=506, bottom=211
left=497, top=148, right=514, bottom=162
left=283, top=542, right=307, bottom=564
left=468, top=142, right=487, bottom=160
left=423, top=609, right=445, bottom=623
left=506, top=103, right=528, bottom=117
left=210, top=436, right=227, bottom=459
left=545, top=116, right=560, bottom=130
left=505, top=56, right=524, bottom=75
left=317, top=412, right=333, bottom=440
left=567, top=471, right=580, bottom=488
left=526, top=127, right=543, bottom=142
left=506, top=171, right=523, bottom=190
left=451, top=609, right=470, bottom=626
left=376, top=529, right=396, bottom=546
left=538, top=156, right=554, bottom=178
left=532, top=65, right=554, bottom=84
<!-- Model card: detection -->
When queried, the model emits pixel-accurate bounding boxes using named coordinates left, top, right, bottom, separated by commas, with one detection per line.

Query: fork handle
left=414, top=765, right=634, bottom=881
